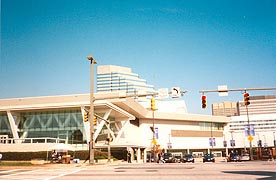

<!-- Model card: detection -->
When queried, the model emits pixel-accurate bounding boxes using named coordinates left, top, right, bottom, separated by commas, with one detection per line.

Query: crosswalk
left=0, top=168, right=82, bottom=180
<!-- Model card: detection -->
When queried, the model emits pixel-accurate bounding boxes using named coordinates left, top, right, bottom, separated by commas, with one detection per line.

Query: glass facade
left=0, top=109, right=119, bottom=145
left=0, top=113, right=11, bottom=136
left=17, top=109, right=85, bottom=144
left=97, top=72, right=155, bottom=94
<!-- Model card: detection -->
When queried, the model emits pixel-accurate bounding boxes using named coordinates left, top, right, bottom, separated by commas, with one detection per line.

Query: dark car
left=181, top=154, right=195, bottom=163
left=163, top=153, right=176, bottom=163
left=227, top=154, right=241, bottom=162
left=174, top=154, right=182, bottom=163
left=203, top=154, right=215, bottom=163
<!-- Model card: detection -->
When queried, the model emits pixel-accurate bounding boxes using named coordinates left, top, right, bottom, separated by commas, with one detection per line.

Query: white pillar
left=143, top=149, right=147, bottom=163
left=137, top=147, right=141, bottom=163
left=7, top=111, right=19, bottom=141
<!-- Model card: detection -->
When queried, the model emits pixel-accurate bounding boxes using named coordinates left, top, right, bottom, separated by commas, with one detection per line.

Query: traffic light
left=106, top=137, right=113, bottom=142
left=244, top=92, right=250, bottom=106
left=83, top=111, right=89, bottom=122
left=93, top=116, right=97, bottom=126
left=151, top=97, right=156, bottom=110
left=202, top=95, right=207, bottom=109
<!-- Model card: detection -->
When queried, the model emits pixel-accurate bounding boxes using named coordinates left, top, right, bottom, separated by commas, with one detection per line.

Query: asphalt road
left=0, top=160, right=275, bottom=180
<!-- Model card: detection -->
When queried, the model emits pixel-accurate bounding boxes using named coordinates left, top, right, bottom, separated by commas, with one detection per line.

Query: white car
left=240, top=154, right=250, bottom=161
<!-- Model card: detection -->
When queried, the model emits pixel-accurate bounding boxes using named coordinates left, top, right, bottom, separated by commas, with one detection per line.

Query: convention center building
left=1, top=65, right=275, bottom=162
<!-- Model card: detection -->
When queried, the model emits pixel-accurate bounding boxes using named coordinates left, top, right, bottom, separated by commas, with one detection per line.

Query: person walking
left=127, top=151, right=132, bottom=163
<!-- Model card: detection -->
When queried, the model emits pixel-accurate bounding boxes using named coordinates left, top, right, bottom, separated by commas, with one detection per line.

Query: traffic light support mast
left=199, top=87, right=276, bottom=94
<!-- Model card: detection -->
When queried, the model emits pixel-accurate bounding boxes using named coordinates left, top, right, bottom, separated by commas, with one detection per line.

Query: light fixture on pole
left=87, top=55, right=97, bottom=164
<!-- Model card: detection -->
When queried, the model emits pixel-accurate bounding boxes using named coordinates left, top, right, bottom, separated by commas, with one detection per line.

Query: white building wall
left=138, top=119, right=225, bottom=151
left=226, top=114, right=276, bottom=148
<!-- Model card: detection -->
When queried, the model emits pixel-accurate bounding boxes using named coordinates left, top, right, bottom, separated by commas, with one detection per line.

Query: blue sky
left=1, top=0, right=276, bottom=114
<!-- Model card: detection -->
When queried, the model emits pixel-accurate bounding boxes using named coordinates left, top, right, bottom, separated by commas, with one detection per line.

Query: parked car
left=163, top=153, right=176, bottom=163
left=227, top=154, right=241, bottom=162
left=173, top=154, right=182, bottom=163
left=181, top=154, right=195, bottom=163
left=240, top=153, right=250, bottom=161
left=203, top=154, right=215, bottom=163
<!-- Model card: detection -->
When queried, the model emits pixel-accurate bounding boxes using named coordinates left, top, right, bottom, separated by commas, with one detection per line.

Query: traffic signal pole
left=151, top=97, right=156, bottom=162
left=245, top=100, right=253, bottom=160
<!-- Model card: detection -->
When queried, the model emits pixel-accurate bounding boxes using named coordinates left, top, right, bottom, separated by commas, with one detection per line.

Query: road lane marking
left=43, top=169, right=82, bottom=180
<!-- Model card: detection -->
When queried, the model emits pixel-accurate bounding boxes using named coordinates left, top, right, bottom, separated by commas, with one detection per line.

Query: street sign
left=244, top=124, right=255, bottom=136
left=209, top=137, right=216, bottom=146
left=230, top=139, right=235, bottom=147
left=171, top=87, right=180, bottom=98
left=248, top=135, right=254, bottom=142
left=155, top=127, right=159, bottom=139
left=158, top=88, right=169, bottom=99
left=218, top=85, right=228, bottom=96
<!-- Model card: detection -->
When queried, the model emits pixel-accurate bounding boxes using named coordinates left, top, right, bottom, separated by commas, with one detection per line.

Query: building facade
left=97, top=65, right=155, bottom=95
left=0, top=92, right=229, bottom=161
left=212, top=95, right=276, bottom=157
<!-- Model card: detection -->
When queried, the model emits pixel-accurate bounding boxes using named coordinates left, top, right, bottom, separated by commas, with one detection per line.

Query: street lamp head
left=87, top=55, right=97, bottom=64
left=87, top=55, right=94, bottom=61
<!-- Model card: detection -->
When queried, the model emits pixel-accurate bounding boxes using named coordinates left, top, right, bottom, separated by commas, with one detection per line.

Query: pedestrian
left=127, top=151, right=131, bottom=163
left=268, top=149, right=273, bottom=161
left=157, top=152, right=161, bottom=163
left=51, top=150, right=56, bottom=163
left=0, top=153, right=2, bottom=163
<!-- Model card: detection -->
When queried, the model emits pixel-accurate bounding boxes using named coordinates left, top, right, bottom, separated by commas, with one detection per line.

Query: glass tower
left=97, top=65, right=155, bottom=95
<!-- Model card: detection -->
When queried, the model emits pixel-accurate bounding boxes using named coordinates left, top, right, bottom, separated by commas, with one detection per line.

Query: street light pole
left=87, top=55, right=97, bottom=164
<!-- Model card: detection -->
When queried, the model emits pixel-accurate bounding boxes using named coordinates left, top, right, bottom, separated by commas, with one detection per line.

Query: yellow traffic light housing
left=93, top=116, right=97, bottom=126
left=151, top=97, right=156, bottom=110
left=83, top=111, right=89, bottom=122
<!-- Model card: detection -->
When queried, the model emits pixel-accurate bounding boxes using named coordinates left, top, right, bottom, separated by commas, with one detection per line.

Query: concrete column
left=143, top=149, right=147, bottom=163
left=137, top=147, right=141, bottom=163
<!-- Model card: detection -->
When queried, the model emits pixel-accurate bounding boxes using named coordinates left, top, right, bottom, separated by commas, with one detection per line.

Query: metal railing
left=0, top=137, right=66, bottom=144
